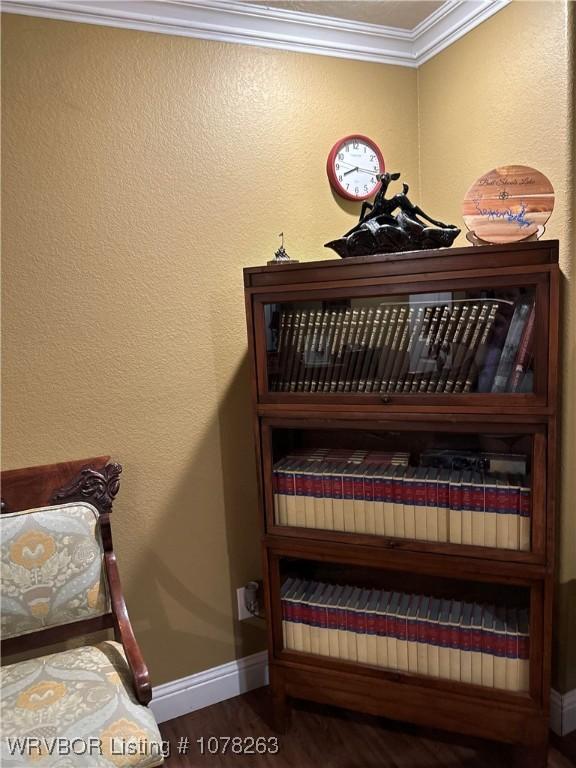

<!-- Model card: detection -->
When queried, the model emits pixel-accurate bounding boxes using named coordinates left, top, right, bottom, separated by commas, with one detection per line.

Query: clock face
left=327, top=134, right=385, bottom=201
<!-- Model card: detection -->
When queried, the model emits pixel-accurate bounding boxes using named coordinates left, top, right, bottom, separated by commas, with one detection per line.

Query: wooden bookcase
left=243, top=240, right=559, bottom=766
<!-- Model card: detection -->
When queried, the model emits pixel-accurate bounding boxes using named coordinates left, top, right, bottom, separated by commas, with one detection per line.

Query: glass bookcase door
left=260, top=279, right=545, bottom=401
left=266, top=423, right=544, bottom=558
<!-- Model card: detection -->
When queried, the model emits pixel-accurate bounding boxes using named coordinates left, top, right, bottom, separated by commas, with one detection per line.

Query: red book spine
left=518, top=635, right=530, bottom=660
left=482, top=628, right=495, bottom=656
left=377, top=612, right=387, bottom=637
left=393, top=476, right=403, bottom=506
left=461, top=623, right=471, bottom=653
left=327, top=606, right=339, bottom=630
left=413, top=481, right=427, bottom=507
left=428, top=620, right=439, bottom=647
left=520, top=488, right=531, bottom=518
left=397, top=616, right=407, bottom=642
left=462, top=482, right=472, bottom=511
left=304, top=471, right=314, bottom=501
left=314, top=473, right=324, bottom=499
left=494, top=632, right=507, bottom=659
left=439, top=622, right=451, bottom=649
left=450, top=622, right=460, bottom=651
left=366, top=611, right=377, bottom=636
left=364, top=477, right=374, bottom=503
left=343, top=475, right=354, bottom=500
left=353, top=476, right=364, bottom=502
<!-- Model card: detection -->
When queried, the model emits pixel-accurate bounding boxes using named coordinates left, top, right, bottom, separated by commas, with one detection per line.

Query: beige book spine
left=407, top=639, right=418, bottom=674
left=494, top=650, right=507, bottom=689
left=322, top=470, right=334, bottom=532
left=383, top=485, right=395, bottom=537
left=318, top=613, right=331, bottom=658
left=427, top=636, right=440, bottom=678
left=471, top=474, right=484, bottom=547
left=345, top=627, right=358, bottom=662
left=292, top=616, right=304, bottom=652
left=484, top=479, right=498, bottom=548
left=353, top=480, right=367, bottom=534
left=328, top=627, right=340, bottom=658
left=496, top=478, right=509, bottom=549
left=403, top=473, right=416, bottom=540
left=386, top=628, right=398, bottom=670
left=294, top=466, right=306, bottom=527
left=301, top=620, right=312, bottom=654
left=285, top=468, right=297, bottom=527
left=461, top=476, right=473, bottom=546
left=425, top=474, right=439, bottom=542
left=461, top=650, right=472, bottom=684
left=507, top=481, right=520, bottom=551
left=366, top=614, right=378, bottom=666
left=356, top=631, right=368, bottom=665
left=373, top=472, right=385, bottom=536
left=449, top=473, right=462, bottom=544
left=392, top=470, right=405, bottom=539
left=519, top=517, right=530, bottom=551
left=438, top=645, right=451, bottom=680
left=481, top=648, right=494, bottom=688
left=332, top=495, right=344, bottom=532
left=519, top=482, right=531, bottom=552
left=310, top=622, right=321, bottom=656
left=519, top=659, right=530, bottom=692
left=364, top=473, right=376, bottom=535
left=304, top=471, right=316, bottom=529
left=376, top=611, right=389, bottom=669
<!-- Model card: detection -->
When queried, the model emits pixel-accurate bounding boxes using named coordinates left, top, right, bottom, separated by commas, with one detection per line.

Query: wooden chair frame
left=1, top=456, right=151, bottom=705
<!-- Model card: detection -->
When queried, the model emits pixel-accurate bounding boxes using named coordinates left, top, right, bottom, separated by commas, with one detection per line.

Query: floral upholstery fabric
left=1, top=502, right=110, bottom=638
left=0, top=642, right=164, bottom=767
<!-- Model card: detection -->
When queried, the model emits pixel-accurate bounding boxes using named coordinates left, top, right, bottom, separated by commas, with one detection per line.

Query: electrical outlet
left=236, top=587, right=252, bottom=621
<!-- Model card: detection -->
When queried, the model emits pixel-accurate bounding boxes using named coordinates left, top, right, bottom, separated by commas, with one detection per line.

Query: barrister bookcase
left=243, top=240, right=559, bottom=766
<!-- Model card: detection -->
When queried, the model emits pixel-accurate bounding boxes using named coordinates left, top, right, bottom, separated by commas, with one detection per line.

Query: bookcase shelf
left=244, top=240, right=559, bottom=767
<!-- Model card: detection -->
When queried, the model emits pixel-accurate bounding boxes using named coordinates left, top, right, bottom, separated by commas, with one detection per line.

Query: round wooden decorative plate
left=462, top=165, right=554, bottom=244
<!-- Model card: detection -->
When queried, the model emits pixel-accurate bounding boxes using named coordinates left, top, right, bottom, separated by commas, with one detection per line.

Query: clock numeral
left=338, top=175, right=343, bottom=182
left=373, top=166, right=378, bottom=171
left=364, top=185, right=368, bottom=192
left=355, top=187, right=359, bottom=194
left=346, top=183, right=350, bottom=189
left=335, top=163, right=340, bottom=170
left=363, top=146, right=367, bottom=153
left=346, top=145, right=349, bottom=152
left=371, top=177, right=375, bottom=184
left=353, top=141, right=359, bottom=149
left=338, top=153, right=344, bottom=160
left=370, top=154, right=375, bottom=161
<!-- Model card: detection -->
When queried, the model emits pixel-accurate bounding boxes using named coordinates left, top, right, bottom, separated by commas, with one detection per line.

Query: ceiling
left=245, top=1, right=445, bottom=30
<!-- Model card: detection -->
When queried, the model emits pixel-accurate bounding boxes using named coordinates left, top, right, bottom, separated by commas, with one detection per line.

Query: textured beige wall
left=417, top=1, right=575, bottom=691
left=1, top=14, right=419, bottom=685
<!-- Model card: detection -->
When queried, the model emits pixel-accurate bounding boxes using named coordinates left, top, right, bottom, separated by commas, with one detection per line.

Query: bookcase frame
left=244, top=240, right=559, bottom=767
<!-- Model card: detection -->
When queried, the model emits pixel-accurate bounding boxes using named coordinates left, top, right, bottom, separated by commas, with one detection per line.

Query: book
left=310, top=311, right=331, bottom=393
left=349, top=307, right=375, bottom=392
left=402, top=467, right=417, bottom=539
left=376, top=591, right=391, bottom=669
left=415, top=305, right=443, bottom=392
left=329, top=308, right=352, bottom=392
left=404, top=306, right=434, bottom=393
left=424, top=467, right=439, bottom=542
left=491, top=301, right=532, bottom=393
left=506, top=474, right=520, bottom=551
left=365, top=590, right=380, bottom=666
left=464, top=302, right=499, bottom=392
left=413, top=467, right=428, bottom=541
left=374, top=306, right=400, bottom=391
left=337, top=585, right=354, bottom=660
left=380, top=306, right=408, bottom=393
left=518, top=608, right=530, bottom=692
left=274, top=311, right=293, bottom=391
left=481, top=604, right=495, bottom=687
left=416, top=595, right=431, bottom=677
left=471, top=603, right=483, bottom=685
left=495, top=475, right=509, bottom=549
left=397, top=593, right=411, bottom=672
left=470, top=470, right=485, bottom=547
left=315, top=310, right=337, bottom=393
left=345, top=586, right=363, bottom=662
left=281, top=576, right=297, bottom=648
left=356, top=589, right=372, bottom=664
left=484, top=473, right=498, bottom=548
left=505, top=607, right=519, bottom=692
left=436, top=304, right=470, bottom=393
left=519, top=475, right=531, bottom=552
left=438, top=599, right=452, bottom=679
left=294, top=460, right=308, bottom=528
left=352, top=462, right=367, bottom=534
left=396, top=306, right=426, bottom=392
left=303, top=310, right=323, bottom=392
left=364, top=306, right=391, bottom=393
left=358, top=307, right=383, bottom=392
left=460, top=470, right=473, bottom=545
left=342, top=464, right=356, bottom=533
left=337, top=308, right=361, bottom=392
left=330, top=460, right=346, bottom=532
left=426, top=305, right=451, bottom=392
left=493, top=605, right=508, bottom=690
left=392, top=465, right=406, bottom=539
left=427, top=597, right=441, bottom=678
left=449, top=600, right=462, bottom=681
left=407, top=594, right=420, bottom=673
left=363, top=464, right=377, bottom=535
left=295, top=310, right=316, bottom=393
left=327, top=584, right=344, bottom=658
left=386, top=592, right=401, bottom=670
left=437, top=469, right=450, bottom=543
left=284, top=310, right=303, bottom=392
left=448, top=469, right=463, bottom=544
left=445, top=304, right=480, bottom=393
left=387, top=306, right=415, bottom=393
left=509, top=302, right=536, bottom=392
left=373, top=464, right=386, bottom=536
left=453, top=302, right=489, bottom=393
left=460, top=603, right=473, bottom=684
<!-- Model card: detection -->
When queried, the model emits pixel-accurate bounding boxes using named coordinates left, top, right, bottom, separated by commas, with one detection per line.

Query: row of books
left=270, top=298, right=535, bottom=395
left=273, top=456, right=531, bottom=551
left=281, top=577, right=530, bottom=692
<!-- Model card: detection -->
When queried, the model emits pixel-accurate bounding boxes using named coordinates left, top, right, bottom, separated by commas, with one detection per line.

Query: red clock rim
left=326, top=134, right=385, bottom=202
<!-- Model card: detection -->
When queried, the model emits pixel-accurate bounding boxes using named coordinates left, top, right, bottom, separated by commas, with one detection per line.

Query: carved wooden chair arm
left=105, top=551, right=152, bottom=705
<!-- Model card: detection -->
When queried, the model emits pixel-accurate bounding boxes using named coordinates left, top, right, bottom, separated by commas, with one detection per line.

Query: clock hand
left=343, top=167, right=358, bottom=177
left=339, top=160, right=380, bottom=175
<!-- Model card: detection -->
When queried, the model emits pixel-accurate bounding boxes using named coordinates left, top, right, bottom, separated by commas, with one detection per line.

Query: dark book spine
left=387, top=306, right=414, bottom=393
left=316, top=310, right=336, bottom=393
left=272, top=310, right=288, bottom=391
left=436, top=304, right=470, bottom=393
left=349, top=306, right=375, bottom=392
left=444, top=303, right=480, bottom=393
left=358, top=307, right=383, bottom=392
left=302, top=310, right=322, bottom=392
left=364, top=307, right=390, bottom=393
left=295, top=310, right=316, bottom=392
left=430, top=305, right=461, bottom=393
left=337, top=308, right=360, bottom=392
left=344, top=307, right=367, bottom=392
left=284, top=310, right=303, bottom=392
left=330, top=308, right=352, bottom=392
left=396, top=306, right=424, bottom=392
left=374, top=306, right=399, bottom=392
left=323, top=308, right=346, bottom=393
left=464, top=302, right=499, bottom=392
left=414, top=305, right=442, bottom=392
left=453, top=302, right=489, bottom=393
left=380, top=306, right=407, bottom=393
left=426, top=305, right=451, bottom=392
left=403, top=306, right=433, bottom=392
left=310, top=310, right=330, bottom=392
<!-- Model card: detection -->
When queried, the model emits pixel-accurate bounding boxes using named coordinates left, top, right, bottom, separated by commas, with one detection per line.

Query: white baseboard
left=550, top=688, right=576, bottom=736
left=152, top=655, right=574, bottom=737
left=150, top=651, right=269, bottom=724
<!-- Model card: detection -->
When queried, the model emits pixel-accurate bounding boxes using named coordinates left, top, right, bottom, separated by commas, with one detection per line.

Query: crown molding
left=2, top=0, right=510, bottom=67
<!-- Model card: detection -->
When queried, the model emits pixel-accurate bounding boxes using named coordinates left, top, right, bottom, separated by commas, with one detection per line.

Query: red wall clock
left=326, top=134, right=385, bottom=201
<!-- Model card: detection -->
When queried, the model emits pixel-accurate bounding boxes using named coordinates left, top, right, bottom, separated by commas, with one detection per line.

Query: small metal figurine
left=267, top=232, right=299, bottom=265
left=325, top=172, right=460, bottom=258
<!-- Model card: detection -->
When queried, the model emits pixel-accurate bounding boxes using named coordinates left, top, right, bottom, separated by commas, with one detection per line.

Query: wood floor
left=159, top=687, right=576, bottom=767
